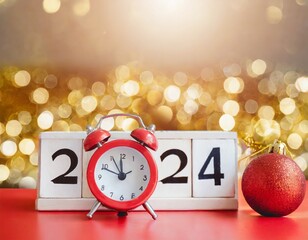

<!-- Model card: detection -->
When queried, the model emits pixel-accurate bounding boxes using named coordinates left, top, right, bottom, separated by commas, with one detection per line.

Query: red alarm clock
left=84, top=113, right=158, bottom=219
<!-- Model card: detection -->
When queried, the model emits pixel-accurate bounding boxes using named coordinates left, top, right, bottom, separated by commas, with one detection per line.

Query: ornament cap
left=268, top=139, right=287, bottom=155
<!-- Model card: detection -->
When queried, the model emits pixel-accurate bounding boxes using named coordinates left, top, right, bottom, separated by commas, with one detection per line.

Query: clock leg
left=143, top=202, right=157, bottom=220
left=87, top=200, right=101, bottom=219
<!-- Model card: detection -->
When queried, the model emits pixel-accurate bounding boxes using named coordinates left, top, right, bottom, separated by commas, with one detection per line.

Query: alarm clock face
left=87, top=139, right=158, bottom=211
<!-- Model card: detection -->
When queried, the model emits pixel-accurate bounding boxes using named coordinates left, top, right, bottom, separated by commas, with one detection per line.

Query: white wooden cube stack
left=36, top=131, right=238, bottom=211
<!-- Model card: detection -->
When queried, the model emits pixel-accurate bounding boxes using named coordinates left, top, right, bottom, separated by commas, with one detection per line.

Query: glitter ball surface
left=242, top=153, right=306, bottom=216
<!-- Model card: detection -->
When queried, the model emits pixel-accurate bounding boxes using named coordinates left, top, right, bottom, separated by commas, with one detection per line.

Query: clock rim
left=87, top=139, right=158, bottom=211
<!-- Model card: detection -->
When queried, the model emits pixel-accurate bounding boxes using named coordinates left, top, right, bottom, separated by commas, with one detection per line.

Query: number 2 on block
left=39, top=138, right=82, bottom=198
left=152, top=139, right=192, bottom=198
left=51, top=148, right=78, bottom=184
left=160, top=149, right=188, bottom=184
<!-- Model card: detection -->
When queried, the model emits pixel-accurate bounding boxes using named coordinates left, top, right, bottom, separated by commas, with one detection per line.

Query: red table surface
left=1, top=183, right=308, bottom=240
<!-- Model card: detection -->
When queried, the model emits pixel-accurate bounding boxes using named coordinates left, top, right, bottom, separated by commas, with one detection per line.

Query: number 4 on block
left=192, top=139, right=236, bottom=198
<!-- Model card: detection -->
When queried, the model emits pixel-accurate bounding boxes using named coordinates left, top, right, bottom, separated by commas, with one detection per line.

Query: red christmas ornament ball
left=242, top=153, right=306, bottom=217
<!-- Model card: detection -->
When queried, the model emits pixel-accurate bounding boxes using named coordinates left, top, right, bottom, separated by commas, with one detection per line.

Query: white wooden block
left=37, top=131, right=238, bottom=211
left=36, top=197, right=238, bottom=211
left=39, top=134, right=84, bottom=198
left=152, top=139, right=191, bottom=198
left=192, top=139, right=236, bottom=198
left=82, top=149, right=95, bottom=198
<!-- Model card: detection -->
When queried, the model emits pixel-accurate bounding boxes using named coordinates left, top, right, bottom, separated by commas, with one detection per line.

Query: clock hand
left=120, top=158, right=123, bottom=173
left=125, top=170, right=132, bottom=175
left=111, top=156, right=121, bottom=173
left=102, top=167, right=119, bottom=176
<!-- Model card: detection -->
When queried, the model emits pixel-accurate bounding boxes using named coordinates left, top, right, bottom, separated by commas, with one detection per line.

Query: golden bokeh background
left=0, top=0, right=307, bottom=188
